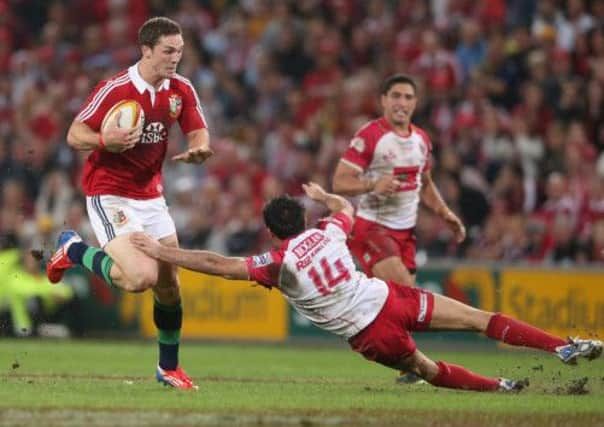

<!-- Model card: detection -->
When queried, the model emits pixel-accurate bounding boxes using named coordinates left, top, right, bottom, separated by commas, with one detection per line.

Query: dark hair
left=380, top=74, right=417, bottom=95
left=138, top=17, right=182, bottom=48
left=263, top=196, right=306, bottom=239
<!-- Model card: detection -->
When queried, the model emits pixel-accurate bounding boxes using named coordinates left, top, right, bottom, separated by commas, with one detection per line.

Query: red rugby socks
left=485, top=313, right=566, bottom=352
left=429, top=361, right=499, bottom=391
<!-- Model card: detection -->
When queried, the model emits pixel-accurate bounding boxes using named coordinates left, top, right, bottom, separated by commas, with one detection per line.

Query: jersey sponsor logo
left=168, top=94, right=182, bottom=118
left=141, top=122, right=168, bottom=144
left=393, top=165, right=420, bottom=192
left=292, top=232, right=325, bottom=259
left=350, top=137, right=365, bottom=153
left=112, top=209, right=128, bottom=226
left=252, top=252, right=273, bottom=267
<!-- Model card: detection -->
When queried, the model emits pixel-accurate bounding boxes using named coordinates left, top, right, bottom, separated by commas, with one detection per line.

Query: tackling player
left=130, top=182, right=602, bottom=392
left=47, top=17, right=212, bottom=390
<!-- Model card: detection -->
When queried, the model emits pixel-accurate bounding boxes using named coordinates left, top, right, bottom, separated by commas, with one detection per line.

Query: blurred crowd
left=1, top=0, right=604, bottom=274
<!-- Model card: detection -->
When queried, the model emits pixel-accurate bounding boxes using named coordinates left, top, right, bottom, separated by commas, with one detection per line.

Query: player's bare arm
left=302, top=182, right=354, bottom=220
left=332, top=161, right=399, bottom=196
left=67, top=117, right=142, bottom=153
left=420, top=170, right=466, bottom=243
left=171, top=128, right=214, bottom=164
left=130, top=232, right=247, bottom=280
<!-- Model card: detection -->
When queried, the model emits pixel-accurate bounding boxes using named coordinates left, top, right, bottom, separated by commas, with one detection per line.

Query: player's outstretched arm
left=130, top=232, right=248, bottom=280
left=302, top=182, right=354, bottom=220
left=171, top=128, right=214, bottom=164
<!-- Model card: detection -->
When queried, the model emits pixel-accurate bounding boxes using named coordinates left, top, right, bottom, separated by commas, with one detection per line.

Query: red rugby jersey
left=75, top=64, right=207, bottom=199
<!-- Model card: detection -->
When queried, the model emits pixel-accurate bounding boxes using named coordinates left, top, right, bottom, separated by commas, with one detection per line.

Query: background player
left=46, top=17, right=212, bottom=390
left=130, top=182, right=602, bottom=393
left=332, top=74, right=465, bottom=287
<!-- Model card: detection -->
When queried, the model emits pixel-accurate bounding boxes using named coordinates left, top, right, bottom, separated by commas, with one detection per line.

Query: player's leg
left=428, top=293, right=602, bottom=363
left=47, top=195, right=159, bottom=291
left=362, top=228, right=417, bottom=383
left=49, top=230, right=161, bottom=291
left=350, top=222, right=416, bottom=286
left=139, top=198, right=196, bottom=390
left=349, top=296, right=523, bottom=392
left=372, top=257, right=415, bottom=287
left=152, top=233, right=196, bottom=389
left=103, top=235, right=159, bottom=291
left=390, top=349, right=522, bottom=392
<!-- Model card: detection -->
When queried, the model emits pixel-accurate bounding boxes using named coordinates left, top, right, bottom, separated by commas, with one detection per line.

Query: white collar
left=128, top=63, right=170, bottom=94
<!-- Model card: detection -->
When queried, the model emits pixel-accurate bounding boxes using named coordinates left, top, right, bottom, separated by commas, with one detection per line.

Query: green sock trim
left=101, top=257, right=114, bottom=286
left=82, top=247, right=115, bottom=287
left=82, top=247, right=100, bottom=270
left=158, top=329, right=181, bottom=345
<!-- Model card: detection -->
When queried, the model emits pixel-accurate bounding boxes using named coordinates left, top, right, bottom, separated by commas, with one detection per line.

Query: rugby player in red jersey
left=47, top=17, right=212, bottom=390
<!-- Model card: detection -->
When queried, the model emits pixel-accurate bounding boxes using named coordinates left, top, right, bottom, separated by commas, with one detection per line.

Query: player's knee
left=463, top=309, right=492, bottom=332
left=399, top=352, right=437, bottom=379
left=153, top=282, right=181, bottom=305
left=474, top=310, right=494, bottom=332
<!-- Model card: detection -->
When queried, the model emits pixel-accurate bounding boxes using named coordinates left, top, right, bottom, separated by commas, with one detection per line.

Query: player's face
left=381, top=83, right=417, bottom=129
left=147, top=34, right=184, bottom=78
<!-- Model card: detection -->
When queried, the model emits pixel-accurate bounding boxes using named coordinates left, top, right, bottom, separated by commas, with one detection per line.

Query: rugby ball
left=101, top=100, right=144, bottom=131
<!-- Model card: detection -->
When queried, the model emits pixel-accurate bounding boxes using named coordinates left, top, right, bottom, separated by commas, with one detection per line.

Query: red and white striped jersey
left=340, top=117, right=432, bottom=229
left=76, top=63, right=207, bottom=199
left=246, top=212, right=388, bottom=339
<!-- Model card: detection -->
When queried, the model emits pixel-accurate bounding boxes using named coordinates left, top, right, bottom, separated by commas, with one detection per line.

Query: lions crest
left=168, top=94, right=182, bottom=118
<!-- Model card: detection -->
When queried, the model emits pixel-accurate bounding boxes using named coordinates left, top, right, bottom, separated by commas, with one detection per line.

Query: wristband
left=99, top=133, right=105, bottom=149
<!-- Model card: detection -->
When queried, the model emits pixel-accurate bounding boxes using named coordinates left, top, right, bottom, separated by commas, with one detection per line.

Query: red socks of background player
left=429, top=361, right=499, bottom=391
left=486, top=313, right=566, bottom=352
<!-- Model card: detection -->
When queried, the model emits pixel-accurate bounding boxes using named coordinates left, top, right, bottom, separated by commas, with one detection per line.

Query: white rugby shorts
left=86, top=195, right=176, bottom=247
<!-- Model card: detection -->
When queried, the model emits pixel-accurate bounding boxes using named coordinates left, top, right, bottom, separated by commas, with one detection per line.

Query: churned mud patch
left=553, top=377, right=589, bottom=395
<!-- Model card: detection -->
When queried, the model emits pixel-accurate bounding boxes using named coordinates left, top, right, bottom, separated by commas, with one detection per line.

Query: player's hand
left=171, top=146, right=214, bottom=164
left=302, top=182, right=328, bottom=202
left=102, top=112, right=142, bottom=153
left=130, top=232, right=162, bottom=258
left=443, top=210, right=466, bottom=243
left=372, top=175, right=400, bottom=196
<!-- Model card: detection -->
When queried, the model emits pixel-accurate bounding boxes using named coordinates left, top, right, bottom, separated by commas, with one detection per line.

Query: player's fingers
left=129, top=124, right=143, bottom=134
left=457, top=226, right=466, bottom=242
left=128, top=129, right=142, bottom=140
left=124, top=136, right=138, bottom=145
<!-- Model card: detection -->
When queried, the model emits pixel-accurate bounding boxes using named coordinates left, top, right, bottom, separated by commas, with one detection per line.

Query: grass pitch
left=0, top=339, right=602, bottom=427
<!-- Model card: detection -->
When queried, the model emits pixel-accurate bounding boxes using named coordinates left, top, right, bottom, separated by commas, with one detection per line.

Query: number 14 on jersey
left=307, top=257, right=351, bottom=296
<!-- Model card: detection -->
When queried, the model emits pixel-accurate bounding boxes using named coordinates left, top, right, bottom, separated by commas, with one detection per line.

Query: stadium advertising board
left=416, top=267, right=496, bottom=311
left=447, top=268, right=497, bottom=312
left=500, top=270, right=604, bottom=338
left=127, top=270, right=287, bottom=340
